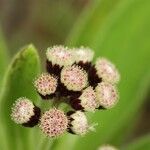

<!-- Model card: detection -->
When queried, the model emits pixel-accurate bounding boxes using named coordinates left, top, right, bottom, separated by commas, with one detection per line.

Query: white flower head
left=34, top=73, right=58, bottom=96
left=95, top=58, right=120, bottom=84
left=73, top=46, right=94, bottom=63
left=61, top=65, right=88, bottom=91
left=11, top=97, right=34, bottom=124
left=46, top=45, right=74, bottom=67
left=40, top=108, right=68, bottom=138
left=95, top=82, right=119, bottom=109
left=69, top=111, right=91, bottom=135
left=79, top=86, right=99, bottom=112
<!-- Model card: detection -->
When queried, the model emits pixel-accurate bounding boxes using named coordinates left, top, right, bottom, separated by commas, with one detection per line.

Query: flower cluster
left=11, top=45, right=120, bottom=138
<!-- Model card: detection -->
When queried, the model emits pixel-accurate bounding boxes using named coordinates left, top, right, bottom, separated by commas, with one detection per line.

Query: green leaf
left=125, top=134, right=150, bottom=150
left=53, top=0, right=150, bottom=149
left=0, top=44, right=41, bottom=150
left=67, top=0, right=121, bottom=46
left=0, top=28, right=9, bottom=150
left=0, top=28, right=9, bottom=85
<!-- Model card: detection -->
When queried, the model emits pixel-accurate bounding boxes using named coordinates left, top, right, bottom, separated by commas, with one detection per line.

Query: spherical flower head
left=98, top=145, right=118, bottom=150
left=34, top=73, right=58, bottom=96
left=95, top=82, right=119, bottom=109
left=61, top=65, right=88, bottom=91
left=46, top=45, right=74, bottom=67
left=11, top=97, right=34, bottom=124
left=74, top=46, right=94, bottom=63
left=95, top=58, right=120, bottom=84
left=79, top=86, right=99, bottom=112
left=68, top=111, right=89, bottom=135
left=39, top=108, right=68, bottom=138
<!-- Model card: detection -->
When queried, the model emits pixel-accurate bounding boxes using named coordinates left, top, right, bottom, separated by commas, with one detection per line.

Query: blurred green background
left=0, top=0, right=88, bottom=56
left=0, top=0, right=150, bottom=150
